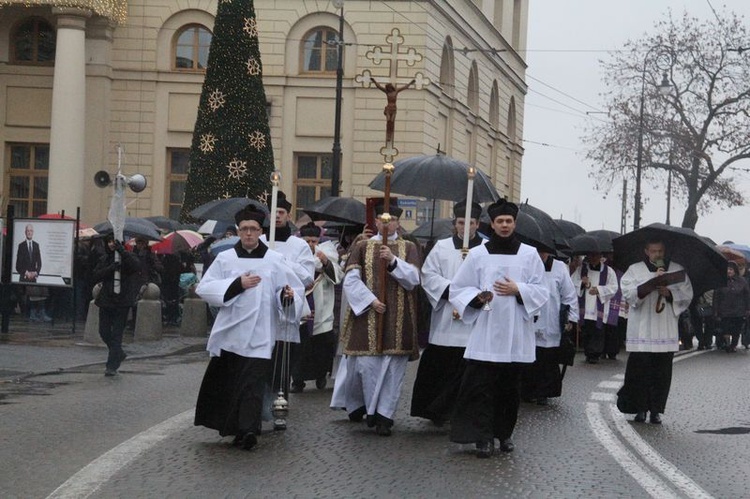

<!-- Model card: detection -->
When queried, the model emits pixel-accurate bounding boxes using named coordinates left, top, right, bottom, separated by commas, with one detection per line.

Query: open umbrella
left=368, top=154, right=500, bottom=202
left=189, top=198, right=269, bottom=221
left=518, top=203, right=570, bottom=249
left=150, top=230, right=204, bottom=255
left=515, top=211, right=556, bottom=253
left=724, top=243, right=750, bottom=261
left=554, top=219, right=585, bottom=239
left=144, top=216, right=196, bottom=232
left=302, top=196, right=366, bottom=225
left=612, top=223, right=727, bottom=296
left=198, top=219, right=236, bottom=237
left=93, top=217, right=162, bottom=241
left=585, top=229, right=620, bottom=253
left=209, top=236, right=240, bottom=256
left=410, top=218, right=454, bottom=241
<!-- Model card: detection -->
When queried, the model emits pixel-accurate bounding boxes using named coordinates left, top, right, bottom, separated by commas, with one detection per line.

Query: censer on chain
left=272, top=390, right=288, bottom=431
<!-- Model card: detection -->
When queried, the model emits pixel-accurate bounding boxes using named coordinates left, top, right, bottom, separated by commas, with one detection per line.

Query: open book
left=637, top=269, right=686, bottom=298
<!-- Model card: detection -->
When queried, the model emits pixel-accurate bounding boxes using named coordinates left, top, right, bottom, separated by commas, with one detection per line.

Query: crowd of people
left=186, top=191, right=743, bottom=459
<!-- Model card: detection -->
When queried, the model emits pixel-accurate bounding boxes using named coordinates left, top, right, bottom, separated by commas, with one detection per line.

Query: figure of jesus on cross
left=371, top=77, right=416, bottom=145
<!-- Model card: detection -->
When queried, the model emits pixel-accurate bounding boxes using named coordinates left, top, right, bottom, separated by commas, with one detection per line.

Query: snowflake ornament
left=246, top=57, right=261, bottom=76
left=226, top=159, right=248, bottom=180
left=199, top=133, right=217, bottom=153
left=243, top=18, right=258, bottom=38
left=248, top=130, right=267, bottom=150
left=208, top=89, right=226, bottom=111
left=258, top=190, right=270, bottom=205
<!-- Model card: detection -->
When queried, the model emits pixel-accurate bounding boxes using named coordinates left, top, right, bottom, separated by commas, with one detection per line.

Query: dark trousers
left=603, top=323, right=621, bottom=358
left=623, top=352, right=674, bottom=414
left=450, top=360, right=522, bottom=444
left=99, top=306, right=129, bottom=371
left=718, top=316, right=744, bottom=349
left=520, top=347, right=562, bottom=400
left=581, top=319, right=605, bottom=360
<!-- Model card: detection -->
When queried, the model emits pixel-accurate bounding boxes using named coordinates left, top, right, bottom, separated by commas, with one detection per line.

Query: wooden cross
left=356, top=28, right=431, bottom=162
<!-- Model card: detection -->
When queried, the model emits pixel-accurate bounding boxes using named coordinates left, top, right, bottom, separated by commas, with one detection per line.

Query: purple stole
left=606, top=268, right=623, bottom=326
left=579, top=262, right=608, bottom=330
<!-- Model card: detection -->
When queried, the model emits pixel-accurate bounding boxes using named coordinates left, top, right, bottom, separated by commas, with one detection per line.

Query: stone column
left=47, top=8, right=92, bottom=215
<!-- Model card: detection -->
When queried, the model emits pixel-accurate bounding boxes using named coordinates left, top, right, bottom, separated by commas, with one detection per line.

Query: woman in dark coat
left=93, top=235, right=140, bottom=375
left=713, top=261, right=750, bottom=353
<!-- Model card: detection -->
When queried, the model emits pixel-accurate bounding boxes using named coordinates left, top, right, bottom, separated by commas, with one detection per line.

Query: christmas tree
left=180, top=0, right=273, bottom=222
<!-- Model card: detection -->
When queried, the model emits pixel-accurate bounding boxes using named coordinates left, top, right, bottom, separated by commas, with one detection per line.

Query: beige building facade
left=0, top=0, right=528, bottom=230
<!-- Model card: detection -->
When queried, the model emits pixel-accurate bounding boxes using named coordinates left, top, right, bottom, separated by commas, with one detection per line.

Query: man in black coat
left=93, top=235, right=140, bottom=376
left=16, top=224, right=42, bottom=282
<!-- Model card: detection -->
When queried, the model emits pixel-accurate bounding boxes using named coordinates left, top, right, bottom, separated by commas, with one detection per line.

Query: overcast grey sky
left=520, top=0, right=750, bottom=243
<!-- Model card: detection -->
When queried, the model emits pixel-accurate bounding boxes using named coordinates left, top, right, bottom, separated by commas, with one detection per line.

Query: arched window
left=173, top=24, right=212, bottom=71
left=301, top=27, right=339, bottom=73
left=439, top=38, right=455, bottom=97
left=467, top=61, right=479, bottom=114
left=11, top=17, right=56, bottom=65
left=489, top=81, right=500, bottom=129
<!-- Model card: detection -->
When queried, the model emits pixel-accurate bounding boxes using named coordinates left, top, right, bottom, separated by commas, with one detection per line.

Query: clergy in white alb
left=520, top=249, right=579, bottom=404
left=617, top=239, right=692, bottom=424
left=448, top=199, right=548, bottom=457
left=571, top=252, right=619, bottom=363
left=410, top=200, right=485, bottom=424
left=193, top=206, right=304, bottom=450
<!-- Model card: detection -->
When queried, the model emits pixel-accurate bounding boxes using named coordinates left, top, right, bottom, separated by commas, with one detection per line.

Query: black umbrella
left=554, top=219, right=586, bottom=239
left=189, top=198, right=269, bottom=221
left=93, top=217, right=162, bottom=241
left=410, top=218, right=455, bottom=241
left=612, top=223, right=727, bottom=296
left=368, top=154, right=500, bottom=202
left=144, top=216, right=197, bottom=232
left=567, top=233, right=606, bottom=255
left=515, top=211, right=556, bottom=253
left=585, top=229, right=621, bottom=253
left=518, top=203, right=570, bottom=249
left=302, top=196, right=366, bottom=225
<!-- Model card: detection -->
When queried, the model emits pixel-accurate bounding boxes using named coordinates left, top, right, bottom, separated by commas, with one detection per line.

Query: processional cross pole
left=355, top=28, right=431, bottom=352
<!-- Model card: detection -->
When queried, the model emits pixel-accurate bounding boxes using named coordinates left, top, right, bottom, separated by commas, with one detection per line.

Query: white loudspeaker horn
left=127, top=174, right=147, bottom=193
left=94, top=170, right=111, bottom=188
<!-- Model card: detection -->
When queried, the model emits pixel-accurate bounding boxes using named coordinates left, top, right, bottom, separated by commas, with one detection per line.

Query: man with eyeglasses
left=194, top=204, right=305, bottom=450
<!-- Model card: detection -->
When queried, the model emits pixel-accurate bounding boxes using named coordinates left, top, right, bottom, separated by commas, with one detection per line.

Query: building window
left=167, top=149, right=190, bottom=220
left=295, top=153, right=333, bottom=216
left=5, top=144, right=49, bottom=217
left=173, top=24, right=212, bottom=71
left=301, top=27, right=339, bottom=73
left=11, top=17, right=56, bottom=65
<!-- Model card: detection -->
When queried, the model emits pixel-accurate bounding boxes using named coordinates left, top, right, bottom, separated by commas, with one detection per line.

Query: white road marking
left=46, top=409, right=194, bottom=499
left=609, top=405, right=714, bottom=499
left=597, top=380, right=623, bottom=389
left=591, top=391, right=616, bottom=402
left=585, top=402, right=680, bottom=499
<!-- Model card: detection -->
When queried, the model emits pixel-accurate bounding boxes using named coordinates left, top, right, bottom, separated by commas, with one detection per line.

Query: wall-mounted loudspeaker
left=127, top=174, right=147, bottom=193
left=94, top=170, right=111, bottom=188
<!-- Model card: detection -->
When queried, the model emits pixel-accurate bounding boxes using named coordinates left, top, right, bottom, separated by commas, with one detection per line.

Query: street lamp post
left=330, top=0, right=345, bottom=197
left=633, top=52, right=672, bottom=230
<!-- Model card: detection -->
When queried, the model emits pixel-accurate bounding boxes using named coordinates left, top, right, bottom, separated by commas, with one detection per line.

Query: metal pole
left=633, top=69, right=647, bottom=231
left=666, top=169, right=672, bottom=225
left=330, top=4, right=344, bottom=197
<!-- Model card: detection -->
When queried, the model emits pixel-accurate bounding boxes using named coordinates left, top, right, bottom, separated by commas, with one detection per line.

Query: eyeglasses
left=238, top=226, right=262, bottom=233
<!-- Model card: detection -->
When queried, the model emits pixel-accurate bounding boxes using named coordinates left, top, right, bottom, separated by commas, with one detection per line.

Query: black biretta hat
left=486, top=199, right=519, bottom=221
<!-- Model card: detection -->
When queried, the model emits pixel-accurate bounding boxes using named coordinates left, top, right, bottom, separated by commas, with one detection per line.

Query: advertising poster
left=11, top=218, right=75, bottom=287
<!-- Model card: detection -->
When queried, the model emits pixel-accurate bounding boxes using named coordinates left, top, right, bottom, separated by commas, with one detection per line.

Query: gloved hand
left=114, top=240, right=126, bottom=254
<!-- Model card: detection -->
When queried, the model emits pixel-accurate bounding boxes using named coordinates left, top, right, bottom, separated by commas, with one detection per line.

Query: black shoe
left=315, top=376, right=327, bottom=390
left=586, top=357, right=598, bottom=364
left=289, top=383, right=305, bottom=393
left=499, top=438, right=515, bottom=453
left=536, top=397, right=549, bottom=406
left=104, top=369, right=117, bottom=377
left=241, top=432, right=257, bottom=450
left=475, top=440, right=494, bottom=458
left=375, top=424, right=392, bottom=436
left=649, top=412, right=662, bottom=425
left=634, top=412, right=647, bottom=423
left=348, top=406, right=366, bottom=422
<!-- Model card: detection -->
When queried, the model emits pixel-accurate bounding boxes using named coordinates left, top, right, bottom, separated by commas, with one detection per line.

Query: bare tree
left=584, top=10, right=750, bottom=229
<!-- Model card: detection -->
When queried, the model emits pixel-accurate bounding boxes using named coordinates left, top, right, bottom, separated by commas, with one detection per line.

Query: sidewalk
left=0, top=316, right=207, bottom=381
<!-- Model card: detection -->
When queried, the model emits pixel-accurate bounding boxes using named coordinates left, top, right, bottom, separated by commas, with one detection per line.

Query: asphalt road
left=1, top=348, right=749, bottom=498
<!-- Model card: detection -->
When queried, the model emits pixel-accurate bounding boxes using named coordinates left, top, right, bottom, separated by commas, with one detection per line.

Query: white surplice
left=421, top=236, right=485, bottom=347
left=449, top=242, right=549, bottom=363
left=196, top=246, right=305, bottom=360
left=535, top=259, right=579, bottom=347
left=621, top=260, right=693, bottom=352
left=571, top=262, right=619, bottom=321
left=310, top=240, right=343, bottom=335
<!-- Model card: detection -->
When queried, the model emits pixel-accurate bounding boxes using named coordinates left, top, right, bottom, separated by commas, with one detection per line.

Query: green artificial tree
left=180, top=0, right=273, bottom=222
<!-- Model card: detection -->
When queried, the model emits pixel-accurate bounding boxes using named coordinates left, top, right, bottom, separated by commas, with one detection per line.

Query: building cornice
left=0, top=0, right=127, bottom=24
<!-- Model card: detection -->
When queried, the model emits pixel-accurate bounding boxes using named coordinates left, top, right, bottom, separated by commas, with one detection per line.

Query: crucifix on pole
left=356, top=28, right=431, bottom=163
